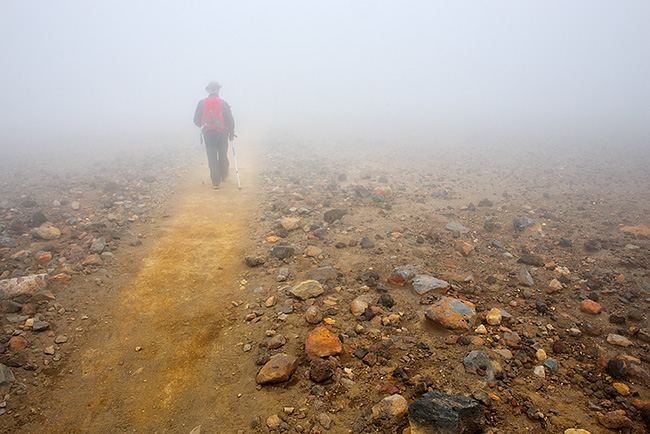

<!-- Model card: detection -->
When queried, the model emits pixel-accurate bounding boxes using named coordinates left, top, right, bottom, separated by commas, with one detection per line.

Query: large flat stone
left=409, top=391, right=485, bottom=434
left=290, top=280, right=324, bottom=300
left=424, top=297, right=476, bottom=331
left=305, top=326, right=343, bottom=360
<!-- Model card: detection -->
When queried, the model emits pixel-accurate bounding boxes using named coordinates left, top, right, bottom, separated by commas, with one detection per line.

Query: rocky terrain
left=1, top=139, right=649, bottom=433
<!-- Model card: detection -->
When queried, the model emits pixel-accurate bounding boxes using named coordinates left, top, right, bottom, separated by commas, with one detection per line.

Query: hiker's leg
left=216, top=134, right=230, bottom=181
left=204, top=132, right=220, bottom=187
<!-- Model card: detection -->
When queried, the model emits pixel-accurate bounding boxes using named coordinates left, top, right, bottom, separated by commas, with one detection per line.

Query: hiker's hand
left=229, top=134, right=235, bottom=141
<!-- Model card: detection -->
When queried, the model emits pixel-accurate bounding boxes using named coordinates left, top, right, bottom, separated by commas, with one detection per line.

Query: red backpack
left=201, top=97, right=225, bottom=132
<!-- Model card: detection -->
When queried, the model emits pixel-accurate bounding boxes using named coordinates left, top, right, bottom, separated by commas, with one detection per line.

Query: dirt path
left=34, top=148, right=262, bottom=434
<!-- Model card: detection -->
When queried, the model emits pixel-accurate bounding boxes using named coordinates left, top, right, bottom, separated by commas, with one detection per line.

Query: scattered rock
left=360, top=237, right=375, bottom=249
left=412, top=274, right=449, bottom=295
left=597, top=411, right=633, bottom=429
left=445, top=222, right=470, bottom=234
left=290, top=280, right=324, bottom=300
left=580, top=299, right=602, bottom=315
left=424, top=297, right=477, bottom=331
left=513, top=216, right=541, bottom=234
left=310, top=357, right=336, bottom=383
left=0, top=274, right=48, bottom=299
left=372, top=394, right=408, bottom=418
left=305, top=326, right=343, bottom=360
left=516, top=269, right=534, bottom=287
left=271, top=245, right=295, bottom=259
left=323, top=209, right=347, bottom=223
left=607, top=333, right=633, bottom=347
left=0, top=363, right=15, bottom=391
left=256, top=353, right=298, bottom=384
left=463, top=350, right=496, bottom=384
left=244, top=256, right=265, bottom=267
left=409, top=391, right=485, bottom=434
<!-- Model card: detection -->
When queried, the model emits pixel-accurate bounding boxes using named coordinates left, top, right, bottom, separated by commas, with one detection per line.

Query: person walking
left=194, top=81, right=235, bottom=189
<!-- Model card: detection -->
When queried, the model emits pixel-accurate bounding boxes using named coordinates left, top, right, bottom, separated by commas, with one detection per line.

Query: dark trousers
left=203, top=129, right=229, bottom=186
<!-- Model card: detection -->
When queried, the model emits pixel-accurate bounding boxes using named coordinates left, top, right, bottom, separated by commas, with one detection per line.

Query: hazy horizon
left=1, top=1, right=649, bottom=154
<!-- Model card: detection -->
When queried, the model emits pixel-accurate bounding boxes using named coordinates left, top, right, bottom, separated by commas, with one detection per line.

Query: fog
left=1, top=1, right=649, bottom=155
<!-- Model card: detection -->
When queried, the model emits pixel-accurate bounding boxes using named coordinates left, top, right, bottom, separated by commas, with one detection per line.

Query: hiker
left=194, top=81, right=235, bottom=189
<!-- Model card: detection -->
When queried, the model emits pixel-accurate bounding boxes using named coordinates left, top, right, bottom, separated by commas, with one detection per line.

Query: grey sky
left=1, top=1, right=649, bottom=150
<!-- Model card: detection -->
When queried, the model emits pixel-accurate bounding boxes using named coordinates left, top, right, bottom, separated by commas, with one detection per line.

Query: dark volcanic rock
left=28, top=211, right=48, bottom=228
left=271, top=245, right=295, bottom=260
left=409, top=391, right=485, bottom=434
left=513, top=216, right=537, bottom=233
left=518, top=253, right=545, bottom=267
left=584, top=240, right=602, bottom=252
left=323, top=209, right=347, bottom=223
left=308, top=266, right=343, bottom=284
left=353, top=185, right=371, bottom=197
left=0, top=363, right=16, bottom=389
left=608, top=359, right=626, bottom=379
left=378, top=293, right=395, bottom=308
left=360, top=237, right=375, bottom=249
left=463, top=350, right=496, bottom=384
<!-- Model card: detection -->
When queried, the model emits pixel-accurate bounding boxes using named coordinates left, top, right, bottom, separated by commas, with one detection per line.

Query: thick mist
left=1, top=1, right=649, bottom=154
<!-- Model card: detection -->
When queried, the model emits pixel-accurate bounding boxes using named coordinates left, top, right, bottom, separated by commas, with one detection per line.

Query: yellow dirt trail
left=44, top=152, right=260, bottom=433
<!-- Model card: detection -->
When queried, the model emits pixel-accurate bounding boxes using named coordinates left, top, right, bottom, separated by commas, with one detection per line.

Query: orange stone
left=305, top=326, right=343, bottom=360
left=620, top=225, right=650, bottom=236
left=455, top=240, right=474, bottom=256
left=82, top=254, right=103, bottom=266
left=256, top=353, right=298, bottom=384
left=387, top=273, right=409, bottom=286
left=49, top=273, right=72, bottom=282
left=579, top=299, right=602, bottom=315
left=631, top=399, right=650, bottom=410
left=424, top=296, right=477, bottom=331
left=8, top=336, right=28, bottom=351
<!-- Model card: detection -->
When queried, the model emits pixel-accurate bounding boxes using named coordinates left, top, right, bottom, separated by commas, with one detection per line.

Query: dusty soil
left=1, top=139, right=649, bottom=434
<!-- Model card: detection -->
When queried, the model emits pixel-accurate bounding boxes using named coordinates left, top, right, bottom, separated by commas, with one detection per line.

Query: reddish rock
left=597, top=411, right=633, bottom=429
left=444, top=335, right=458, bottom=345
left=387, top=273, right=409, bottom=286
left=552, top=340, right=567, bottom=354
left=37, top=251, right=52, bottom=264
left=8, top=336, right=28, bottom=351
left=309, top=357, right=335, bottom=383
left=256, top=353, right=298, bottom=384
left=20, top=303, right=36, bottom=315
left=10, top=250, right=30, bottom=260
left=305, top=326, right=343, bottom=360
left=82, top=254, right=103, bottom=267
left=424, top=297, right=477, bottom=331
left=378, top=382, right=399, bottom=394
left=620, top=225, right=650, bottom=236
left=579, top=299, right=602, bottom=315
left=362, top=352, right=377, bottom=366
left=49, top=273, right=72, bottom=282
left=0, top=300, right=22, bottom=313
left=626, top=364, right=650, bottom=384
left=631, top=399, right=650, bottom=410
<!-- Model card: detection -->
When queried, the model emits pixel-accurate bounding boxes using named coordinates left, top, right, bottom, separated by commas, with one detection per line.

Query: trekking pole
left=231, top=137, right=242, bottom=190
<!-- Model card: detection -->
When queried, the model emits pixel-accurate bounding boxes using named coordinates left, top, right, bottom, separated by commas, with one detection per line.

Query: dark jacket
left=194, top=97, right=235, bottom=137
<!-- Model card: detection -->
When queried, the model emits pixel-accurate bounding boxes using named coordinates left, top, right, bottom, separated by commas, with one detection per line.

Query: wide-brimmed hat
left=205, top=81, right=222, bottom=93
